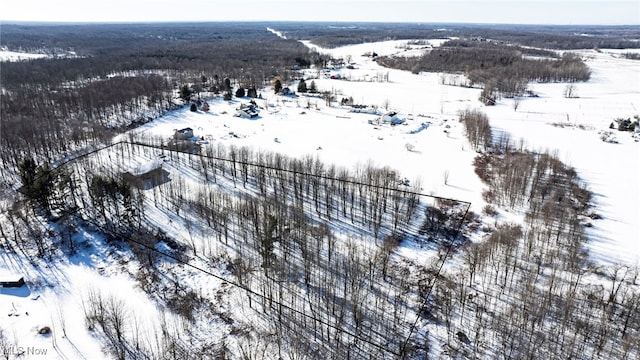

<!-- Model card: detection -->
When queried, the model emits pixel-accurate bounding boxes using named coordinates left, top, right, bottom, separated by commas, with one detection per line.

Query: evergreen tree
left=179, top=84, right=192, bottom=102
left=297, top=79, right=308, bottom=93
left=18, top=157, right=57, bottom=213
left=273, top=78, right=283, bottom=94
left=18, top=157, right=38, bottom=191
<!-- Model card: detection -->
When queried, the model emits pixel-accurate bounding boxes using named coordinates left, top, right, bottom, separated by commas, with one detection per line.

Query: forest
left=0, top=23, right=324, bottom=188
left=6, top=118, right=637, bottom=359
left=8, top=136, right=474, bottom=358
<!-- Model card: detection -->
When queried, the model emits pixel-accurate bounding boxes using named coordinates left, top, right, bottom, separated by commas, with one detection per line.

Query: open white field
left=133, top=38, right=639, bottom=266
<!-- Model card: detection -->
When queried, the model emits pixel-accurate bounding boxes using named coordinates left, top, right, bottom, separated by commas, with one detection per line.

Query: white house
left=381, top=111, right=405, bottom=125
left=236, top=103, right=260, bottom=118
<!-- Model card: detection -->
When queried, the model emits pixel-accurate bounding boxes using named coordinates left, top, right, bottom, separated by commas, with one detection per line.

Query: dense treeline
left=274, top=22, right=455, bottom=48
left=0, top=23, right=316, bottom=188
left=460, top=109, right=492, bottom=151
left=477, top=26, right=640, bottom=50
left=377, top=40, right=591, bottom=98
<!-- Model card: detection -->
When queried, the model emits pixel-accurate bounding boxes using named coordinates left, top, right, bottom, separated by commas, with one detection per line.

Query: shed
left=0, top=275, right=25, bottom=288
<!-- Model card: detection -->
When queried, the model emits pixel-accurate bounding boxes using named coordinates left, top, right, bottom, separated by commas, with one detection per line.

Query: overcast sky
left=2, top=0, right=638, bottom=25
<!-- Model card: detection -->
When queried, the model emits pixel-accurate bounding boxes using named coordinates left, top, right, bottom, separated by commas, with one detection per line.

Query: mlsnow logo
left=7, top=346, right=49, bottom=356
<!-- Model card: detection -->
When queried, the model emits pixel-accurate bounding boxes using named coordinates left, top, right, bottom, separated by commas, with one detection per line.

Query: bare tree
left=443, top=169, right=450, bottom=185
left=512, top=98, right=521, bottom=111
left=563, top=84, right=578, bottom=98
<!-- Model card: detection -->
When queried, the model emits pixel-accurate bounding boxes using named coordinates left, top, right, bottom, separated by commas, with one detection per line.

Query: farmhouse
left=0, top=275, right=25, bottom=288
left=122, top=158, right=167, bottom=189
left=236, top=103, right=260, bottom=118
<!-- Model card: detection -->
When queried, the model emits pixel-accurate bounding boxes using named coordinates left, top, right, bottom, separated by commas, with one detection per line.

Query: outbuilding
left=0, top=275, right=25, bottom=288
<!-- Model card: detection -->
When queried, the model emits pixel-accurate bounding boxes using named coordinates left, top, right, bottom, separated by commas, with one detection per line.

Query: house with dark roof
left=174, top=127, right=194, bottom=140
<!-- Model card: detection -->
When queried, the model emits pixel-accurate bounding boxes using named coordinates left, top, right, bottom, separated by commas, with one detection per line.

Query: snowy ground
left=476, top=50, right=640, bottom=266
left=0, top=230, right=166, bottom=360
left=291, top=37, right=640, bottom=267
left=134, top=36, right=639, bottom=266
left=1, top=32, right=638, bottom=359
left=0, top=50, right=47, bottom=62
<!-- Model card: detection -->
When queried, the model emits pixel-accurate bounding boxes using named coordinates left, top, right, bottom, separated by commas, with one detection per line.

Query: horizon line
left=2, top=20, right=639, bottom=27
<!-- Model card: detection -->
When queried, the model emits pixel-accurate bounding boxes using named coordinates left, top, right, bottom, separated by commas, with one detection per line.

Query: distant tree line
left=272, top=22, right=640, bottom=50
left=377, top=39, right=591, bottom=101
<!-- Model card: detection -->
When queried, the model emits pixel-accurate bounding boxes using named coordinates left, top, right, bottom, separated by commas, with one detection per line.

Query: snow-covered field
left=0, top=49, right=47, bottom=62
left=1, top=33, right=639, bottom=359
left=133, top=37, right=639, bottom=266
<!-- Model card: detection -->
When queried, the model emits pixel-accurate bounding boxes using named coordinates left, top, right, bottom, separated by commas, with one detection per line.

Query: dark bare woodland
left=5, top=136, right=470, bottom=358
left=377, top=39, right=591, bottom=101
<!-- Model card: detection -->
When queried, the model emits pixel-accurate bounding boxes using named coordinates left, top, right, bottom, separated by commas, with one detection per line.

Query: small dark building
left=0, top=276, right=25, bottom=288
left=174, top=127, right=194, bottom=140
